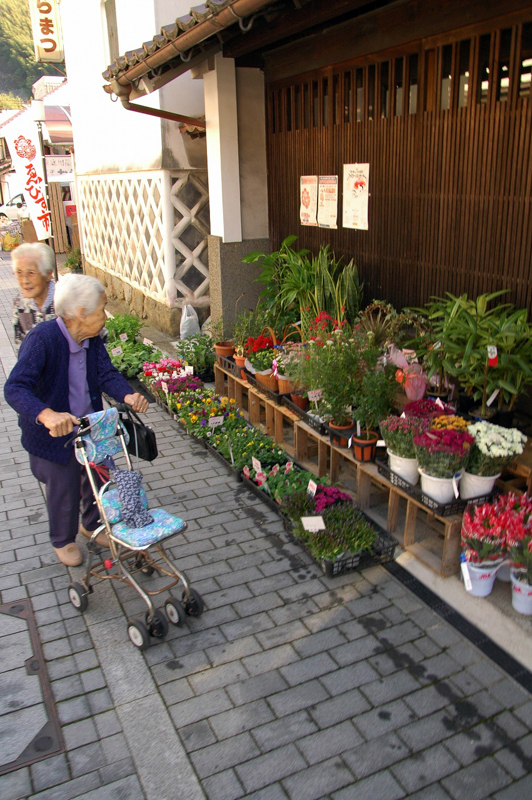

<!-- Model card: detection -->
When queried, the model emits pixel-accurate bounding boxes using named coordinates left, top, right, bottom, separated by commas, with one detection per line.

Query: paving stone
left=342, top=731, right=411, bottom=779
left=179, top=719, right=217, bottom=751
left=282, top=756, right=354, bottom=800
left=0, top=768, right=31, bottom=800
left=488, top=678, right=532, bottom=710
left=51, top=675, right=85, bottom=702
left=227, top=670, right=289, bottom=706
left=201, top=768, right=245, bottom=800
left=168, top=688, right=234, bottom=726
left=253, top=710, right=318, bottom=753
left=329, top=633, right=384, bottom=667
left=308, top=687, right=372, bottom=728
left=188, top=660, right=250, bottom=694
left=69, top=741, right=107, bottom=777
left=70, top=774, right=145, bottom=799
left=62, top=717, right=100, bottom=750
left=360, top=668, right=422, bottom=706
left=354, top=699, right=417, bottom=741
left=206, top=635, right=262, bottom=667
left=513, top=700, right=532, bottom=728
left=297, top=719, right=364, bottom=765
left=94, top=710, right=122, bottom=739
left=267, top=679, right=330, bottom=718
left=87, top=689, right=114, bottom=716
left=279, top=651, right=337, bottom=686
left=441, top=756, right=513, bottom=800
left=57, top=695, right=91, bottom=725
left=320, top=661, right=381, bottom=695
left=406, top=786, right=453, bottom=800
left=332, top=768, right=406, bottom=800
left=101, top=733, right=131, bottom=764
left=391, top=743, right=461, bottom=793
left=28, top=772, right=100, bottom=800
left=494, top=732, right=532, bottom=779
left=492, top=773, right=532, bottom=800
left=98, top=757, right=136, bottom=786
left=190, top=730, right=260, bottom=778
left=235, top=743, right=307, bottom=793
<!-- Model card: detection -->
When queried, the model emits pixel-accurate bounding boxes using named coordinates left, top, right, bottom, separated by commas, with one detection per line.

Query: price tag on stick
left=487, top=345, right=498, bottom=367
left=307, top=479, right=317, bottom=496
left=208, top=416, right=224, bottom=428
left=111, top=346, right=123, bottom=356
left=301, top=516, right=326, bottom=532
left=252, top=457, right=262, bottom=473
left=143, top=337, right=153, bottom=346
left=119, top=333, right=128, bottom=342
left=460, top=554, right=473, bottom=592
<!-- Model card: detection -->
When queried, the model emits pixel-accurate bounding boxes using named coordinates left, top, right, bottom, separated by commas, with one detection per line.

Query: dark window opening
left=497, top=28, right=512, bottom=102
left=344, top=71, right=352, bottom=123
left=441, top=44, right=453, bottom=110
left=458, top=39, right=471, bottom=107
left=477, top=34, right=492, bottom=103
left=356, top=68, right=364, bottom=121
left=520, top=22, right=532, bottom=97
left=368, top=64, right=375, bottom=120
left=395, top=57, right=404, bottom=116
left=409, top=54, right=418, bottom=114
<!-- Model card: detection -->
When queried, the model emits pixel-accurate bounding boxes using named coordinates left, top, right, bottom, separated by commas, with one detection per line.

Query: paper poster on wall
left=300, top=175, right=318, bottom=226
left=343, top=164, right=370, bottom=230
left=317, top=175, right=338, bottom=229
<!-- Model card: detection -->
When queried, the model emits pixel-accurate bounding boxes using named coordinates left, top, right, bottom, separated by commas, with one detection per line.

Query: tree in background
left=0, top=91, right=25, bottom=110
left=0, top=0, right=64, bottom=100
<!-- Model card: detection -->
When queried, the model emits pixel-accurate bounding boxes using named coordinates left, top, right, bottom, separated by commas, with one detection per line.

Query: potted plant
left=351, top=347, right=394, bottom=461
left=176, top=333, right=216, bottom=381
left=247, top=348, right=278, bottom=391
left=460, top=421, right=527, bottom=499
left=461, top=499, right=508, bottom=596
left=414, top=428, right=474, bottom=503
left=380, top=415, right=427, bottom=484
left=65, top=246, right=83, bottom=272
left=403, top=398, right=454, bottom=420
left=504, top=493, right=532, bottom=615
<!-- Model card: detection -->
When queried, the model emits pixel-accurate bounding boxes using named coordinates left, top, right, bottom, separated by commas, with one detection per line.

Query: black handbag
left=118, top=406, right=158, bottom=461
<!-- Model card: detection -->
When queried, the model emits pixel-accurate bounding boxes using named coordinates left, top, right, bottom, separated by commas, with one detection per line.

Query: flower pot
left=459, top=471, right=500, bottom=500
left=510, top=570, right=532, bottom=615
left=419, top=469, right=460, bottom=504
left=328, top=420, right=355, bottom=448
left=352, top=431, right=379, bottom=462
left=388, top=451, right=419, bottom=485
left=214, top=340, right=234, bottom=365
left=234, top=355, right=247, bottom=380
left=290, top=393, right=309, bottom=411
left=493, top=408, right=514, bottom=428
left=464, top=562, right=501, bottom=597
left=277, top=375, right=292, bottom=394
left=458, top=392, right=476, bottom=414
left=256, top=371, right=279, bottom=392
left=496, top=560, right=511, bottom=583
left=470, top=405, right=497, bottom=421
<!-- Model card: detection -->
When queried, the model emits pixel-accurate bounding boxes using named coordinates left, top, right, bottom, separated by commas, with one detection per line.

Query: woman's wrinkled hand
left=124, top=393, right=149, bottom=413
left=37, top=409, right=79, bottom=437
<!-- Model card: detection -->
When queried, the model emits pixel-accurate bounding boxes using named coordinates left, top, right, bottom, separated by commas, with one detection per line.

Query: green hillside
left=0, top=0, right=64, bottom=104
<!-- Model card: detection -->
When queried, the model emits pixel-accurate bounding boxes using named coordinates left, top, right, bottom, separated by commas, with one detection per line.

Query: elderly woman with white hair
left=4, top=274, right=149, bottom=567
left=12, top=242, right=56, bottom=346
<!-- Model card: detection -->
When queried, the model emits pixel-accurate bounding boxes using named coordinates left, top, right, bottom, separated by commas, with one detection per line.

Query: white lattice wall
left=77, top=169, right=209, bottom=309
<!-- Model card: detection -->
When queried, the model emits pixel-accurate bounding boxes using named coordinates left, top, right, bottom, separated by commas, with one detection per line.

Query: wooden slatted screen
left=266, top=17, right=532, bottom=310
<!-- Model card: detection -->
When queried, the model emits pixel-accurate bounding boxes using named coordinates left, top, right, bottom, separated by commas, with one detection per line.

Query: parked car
left=0, top=194, right=27, bottom=221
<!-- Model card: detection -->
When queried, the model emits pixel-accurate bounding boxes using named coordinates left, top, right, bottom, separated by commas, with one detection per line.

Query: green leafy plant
left=175, top=334, right=215, bottom=377
left=352, top=347, right=395, bottom=435
left=64, top=247, right=82, bottom=272
left=109, top=341, right=160, bottom=378
left=106, top=314, right=146, bottom=343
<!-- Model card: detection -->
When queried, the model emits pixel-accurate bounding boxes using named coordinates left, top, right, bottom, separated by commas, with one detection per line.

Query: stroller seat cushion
left=101, top=487, right=148, bottom=523
left=111, top=508, right=187, bottom=548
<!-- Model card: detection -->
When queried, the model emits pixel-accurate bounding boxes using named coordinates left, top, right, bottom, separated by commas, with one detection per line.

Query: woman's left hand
left=124, top=393, right=150, bottom=413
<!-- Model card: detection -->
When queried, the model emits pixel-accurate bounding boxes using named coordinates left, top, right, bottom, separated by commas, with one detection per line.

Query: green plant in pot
left=313, top=336, right=360, bottom=427
left=64, top=247, right=83, bottom=272
left=175, top=333, right=216, bottom=380
left=351, top=346, right=394, bottom=460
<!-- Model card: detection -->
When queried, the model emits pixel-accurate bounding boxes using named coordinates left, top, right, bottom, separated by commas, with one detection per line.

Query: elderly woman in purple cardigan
left=4, top=274, right=149, bottom=567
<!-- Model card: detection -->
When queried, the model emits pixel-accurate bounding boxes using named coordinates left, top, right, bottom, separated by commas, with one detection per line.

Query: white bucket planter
left=419, top=470, right=460, bottom=504
left=459, top=471, right=500, bottom=500
left=496, top=560, right=511, bottom=583
left=465, top=562, right=501, bottom=597
left=510, top=570, right=532, bottom=615
left=388, top=451, right=419, bottom=485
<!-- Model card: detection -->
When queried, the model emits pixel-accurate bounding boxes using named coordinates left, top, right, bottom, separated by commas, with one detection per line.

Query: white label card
left=119, top=333, right=128, bottom=342
left=307, top=479, right=318, bottom=496
left=208, top=415, right=224, bottom=428
left=184, top=366, right=194, bottom=375
left=487, top=389, right=500, bottom=407
left=111, top=346, right=122, bottom=356
left=301, top=516, right=326, bottom=532
left=435, top=397, right=445, bottom=409
left=143, top=338, right=153, bottom=346
left=252, top=457, right=262, bottom=472
left=377, top=439, right=386, bottom=447
left=487, top=345, right=498, bottom=358
left=308, top=389, right=323, bottom=402
left=461, top=561, right=473, bottom=592
left=161, top=382, right=169, bottom=395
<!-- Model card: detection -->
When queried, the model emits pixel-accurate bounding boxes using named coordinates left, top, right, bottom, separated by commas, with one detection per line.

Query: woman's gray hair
left=54, top=274, right=105, bottom=319
left=12, top=243, right=55, bottom=276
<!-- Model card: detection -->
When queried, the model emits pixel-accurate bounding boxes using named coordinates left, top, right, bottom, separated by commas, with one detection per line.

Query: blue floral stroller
left=67, top=406, right=204, bottom=649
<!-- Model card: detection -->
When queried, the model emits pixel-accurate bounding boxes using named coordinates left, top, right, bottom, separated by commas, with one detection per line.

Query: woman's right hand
left=37, top=409, right=80, bottom=437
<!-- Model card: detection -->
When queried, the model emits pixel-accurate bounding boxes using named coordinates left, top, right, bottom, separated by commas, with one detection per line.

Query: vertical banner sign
left=300, top=175, right=318, bottom=226
left=29, top=1, right=64, bottom=63
left=3, top=117, right=51, bottom=240
left=317, top=175, right=338, bottom=229
left=343, top=164, right=370, bottom=230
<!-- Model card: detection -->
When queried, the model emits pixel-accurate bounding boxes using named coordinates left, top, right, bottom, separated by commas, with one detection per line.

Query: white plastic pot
left=510, top=570, right=532, bottom=615
left=419, top=470, right=460, bottom=504
left=388, top=451, right=419, bottom=485
left=465, top=562, right=501, bottom=597
left=459, top=471, right=500, bottom=500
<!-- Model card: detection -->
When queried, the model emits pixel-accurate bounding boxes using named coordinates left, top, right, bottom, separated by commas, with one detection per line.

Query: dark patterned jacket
left=12, top=281, right=56, bottom=346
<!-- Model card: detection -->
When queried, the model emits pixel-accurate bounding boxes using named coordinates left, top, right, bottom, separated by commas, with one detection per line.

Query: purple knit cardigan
left=4, top=319, right=132, bottom=465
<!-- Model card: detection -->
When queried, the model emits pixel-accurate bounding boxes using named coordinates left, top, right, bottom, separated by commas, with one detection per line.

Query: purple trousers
left=29, top=449, right=101, bottom=548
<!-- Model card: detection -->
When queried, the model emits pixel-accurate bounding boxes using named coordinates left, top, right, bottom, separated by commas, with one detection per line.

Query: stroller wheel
left=127, top=618, right=150, bottom=650
left=135, top=555, right=155, bottom=576
left=165, top=596, right=186, bottom=627
left=145, top=609, right=169, bottom=640
left=68, top=582, right=88, bottom=613
left=183, top=588, right=204, bottom=618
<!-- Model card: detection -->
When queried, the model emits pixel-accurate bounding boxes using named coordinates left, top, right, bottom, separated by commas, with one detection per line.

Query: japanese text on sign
left=29, top=1, right=64, bottom=63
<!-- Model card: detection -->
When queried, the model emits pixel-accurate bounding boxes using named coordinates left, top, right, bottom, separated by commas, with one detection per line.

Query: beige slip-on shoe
left=80, top=525, right=109, bottom=548
left=53, top=543, right=83, bottom=567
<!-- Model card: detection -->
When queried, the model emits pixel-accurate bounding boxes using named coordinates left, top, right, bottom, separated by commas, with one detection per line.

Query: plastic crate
left=217, top=354, right=240, bottom=377
left=281, top=396, right=327, bottom=434
left=375, top=457, right=493, bottom=516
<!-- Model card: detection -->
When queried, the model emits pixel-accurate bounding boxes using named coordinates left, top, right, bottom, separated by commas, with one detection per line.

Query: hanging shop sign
left=343, top=164, right=370, bottom=230
left=45, top=155, right=73, bottom=182
left=28, top=1, right=64, bottom=63
left=2, top=117, right=51, bottom=240
left=317, top=175, right=338, bottom=229
left=300, top=175, right=318, bottom=226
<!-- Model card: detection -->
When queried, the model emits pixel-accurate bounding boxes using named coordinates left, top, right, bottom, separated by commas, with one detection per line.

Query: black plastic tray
left=281, top=396, right=327, bottom=434
left=217, top=354, right=240, bottom=376
left=375, top=457, right=493, bottom=517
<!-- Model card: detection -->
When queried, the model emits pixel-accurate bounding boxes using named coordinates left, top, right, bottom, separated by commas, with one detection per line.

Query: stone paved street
left=0, top=253, right=531, bottom=800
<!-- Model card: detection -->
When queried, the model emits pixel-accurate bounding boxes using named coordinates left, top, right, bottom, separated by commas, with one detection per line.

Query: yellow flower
left=190, top=415, right=198, bottom=423
left=230, top=398, right=236, bottom=404
left=206, top=398, right=212, bottom=404
left=176, top=403, right=181, bottom=410
left=220, top=396, right=228, bottom=404
left=229, top=413, right=235, bottom=419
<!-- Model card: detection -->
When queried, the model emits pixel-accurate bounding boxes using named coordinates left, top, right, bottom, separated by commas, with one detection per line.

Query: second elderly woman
left=12, top=242, right=56, bottom=346
left=4, top=274, right=149, bottom=567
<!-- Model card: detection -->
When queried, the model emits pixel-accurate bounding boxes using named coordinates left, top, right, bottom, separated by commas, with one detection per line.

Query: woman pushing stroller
left=4, top=274, right=149, bottom=567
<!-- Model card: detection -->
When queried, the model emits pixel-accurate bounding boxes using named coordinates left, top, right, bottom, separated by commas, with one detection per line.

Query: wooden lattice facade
left=265, top=8, right=532, bottom=310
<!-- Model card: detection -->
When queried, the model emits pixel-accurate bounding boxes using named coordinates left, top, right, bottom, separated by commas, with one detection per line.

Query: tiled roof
left=102, top=0, right=278, bottom=92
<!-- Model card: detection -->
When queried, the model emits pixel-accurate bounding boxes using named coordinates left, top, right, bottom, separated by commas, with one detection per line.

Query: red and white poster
left=317, top=175, right=338, bottom=229
left=300, top=175, right=318, bottom=226
left=2, top=117, right=52, bottom=241
left=343, top=163, right=370, bottom=230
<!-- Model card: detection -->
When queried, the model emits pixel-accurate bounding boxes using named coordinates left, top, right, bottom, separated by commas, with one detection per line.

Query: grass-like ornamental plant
left=414, top=428, right=474, bottom=478
left=466, top=421, right=527, bottom=476
left=380, top=415, right=427, bottom=458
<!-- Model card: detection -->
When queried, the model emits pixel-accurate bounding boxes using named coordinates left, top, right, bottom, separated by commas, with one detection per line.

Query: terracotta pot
left=234, top=354, right=247, bottom=380
left=329, top=420, right=355, bottom=448
left=290, top=393, right=309, bottom=410
left=352, top=430, right=379, bottom=462
left=277, top=375, right=292, bottom=395
left=214, top=340, right=235, bottom=365
left=256, top=371, right=279, bottom=392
